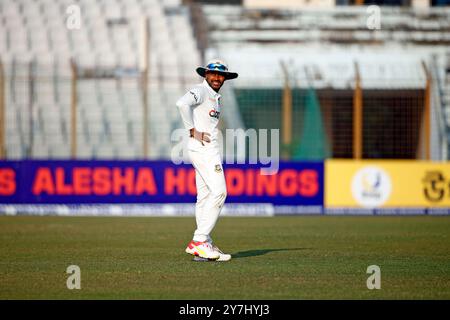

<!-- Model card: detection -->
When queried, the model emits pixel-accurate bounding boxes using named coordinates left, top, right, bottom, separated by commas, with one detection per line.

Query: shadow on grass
left=232, top=248, right=311, bottom=259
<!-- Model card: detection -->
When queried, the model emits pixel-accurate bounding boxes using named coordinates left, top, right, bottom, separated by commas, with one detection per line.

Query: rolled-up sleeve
left=176, top=87, right=203, bottom=130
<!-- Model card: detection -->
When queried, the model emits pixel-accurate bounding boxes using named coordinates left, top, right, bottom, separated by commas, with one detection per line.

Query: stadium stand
left=0, top=0, right=201, bottom=159
left=199, top=4, right=450, bottom=160
left=1, top=0, right=449, bottom=160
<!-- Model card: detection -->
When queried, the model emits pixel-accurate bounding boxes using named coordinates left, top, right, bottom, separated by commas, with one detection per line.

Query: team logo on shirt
left=209, top=109, right=220, bottom=119
left=215, top=164, right=222, bottom=173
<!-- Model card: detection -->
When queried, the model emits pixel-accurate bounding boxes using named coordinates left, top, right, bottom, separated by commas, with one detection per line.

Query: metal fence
left=0, top=61, right=439, bottom=161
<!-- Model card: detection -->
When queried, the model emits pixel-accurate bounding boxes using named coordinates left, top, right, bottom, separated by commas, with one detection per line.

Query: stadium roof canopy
left=207, top=43, right=442, bottom=89
left=202, top=5, right=450, bottom=90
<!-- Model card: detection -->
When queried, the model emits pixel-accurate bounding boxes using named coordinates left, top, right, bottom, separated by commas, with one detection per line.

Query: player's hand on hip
left=190, top=128, right=211, bottom=145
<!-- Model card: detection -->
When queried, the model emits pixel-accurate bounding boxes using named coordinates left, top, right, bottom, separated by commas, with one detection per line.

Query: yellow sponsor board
left=325, top=160, right=450, bottom=208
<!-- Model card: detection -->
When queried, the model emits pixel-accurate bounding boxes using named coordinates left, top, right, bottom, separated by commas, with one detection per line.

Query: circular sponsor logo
left=351, top=166, right=392, bottom=208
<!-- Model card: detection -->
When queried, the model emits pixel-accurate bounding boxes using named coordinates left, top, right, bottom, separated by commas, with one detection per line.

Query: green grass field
left=0, top=215, right=449, bottom=299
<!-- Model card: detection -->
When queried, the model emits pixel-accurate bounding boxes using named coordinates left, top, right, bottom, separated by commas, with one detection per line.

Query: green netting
left=292, top=87, right=331, bottom=160
left=234, top=87, right=330, bottom=160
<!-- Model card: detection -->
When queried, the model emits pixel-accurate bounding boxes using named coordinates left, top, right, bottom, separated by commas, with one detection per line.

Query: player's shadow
left=232, top=248, right=311, bottom=259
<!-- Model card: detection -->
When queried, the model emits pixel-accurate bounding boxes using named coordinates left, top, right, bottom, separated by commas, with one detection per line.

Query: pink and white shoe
left=185, top=241, right=220, bottom=260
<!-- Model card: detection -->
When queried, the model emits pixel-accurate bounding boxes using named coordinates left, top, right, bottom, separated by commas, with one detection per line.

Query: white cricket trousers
left=188, top=148, right=227, bottom=243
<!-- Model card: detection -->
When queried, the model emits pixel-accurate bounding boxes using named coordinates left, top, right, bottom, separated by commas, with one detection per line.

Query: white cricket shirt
left=176, top=80, right=222, bottom=151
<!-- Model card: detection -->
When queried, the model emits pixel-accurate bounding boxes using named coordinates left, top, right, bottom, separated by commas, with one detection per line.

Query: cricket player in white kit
left=176, top=59, right=238, bottom=261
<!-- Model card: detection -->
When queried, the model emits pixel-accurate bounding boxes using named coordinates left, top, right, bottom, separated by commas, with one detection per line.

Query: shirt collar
left=202, top=80, right=221, bottom=99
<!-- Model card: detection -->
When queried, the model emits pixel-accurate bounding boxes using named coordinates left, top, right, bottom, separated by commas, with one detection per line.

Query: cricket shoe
left=185, top=241, right=220, bottom=260
left=211, top=244, right=232, bottom=262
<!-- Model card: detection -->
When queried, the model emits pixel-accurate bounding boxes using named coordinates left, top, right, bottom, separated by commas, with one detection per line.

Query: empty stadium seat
left=1, top=0, right=196, bottom=156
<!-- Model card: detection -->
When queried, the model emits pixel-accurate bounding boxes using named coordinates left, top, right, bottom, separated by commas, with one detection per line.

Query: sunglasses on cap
left=206, top=63, right=228, bottom=72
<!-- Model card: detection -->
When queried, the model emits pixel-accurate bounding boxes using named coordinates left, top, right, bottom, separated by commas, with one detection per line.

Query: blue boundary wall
left=0, top=160, right=324, bottom=216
